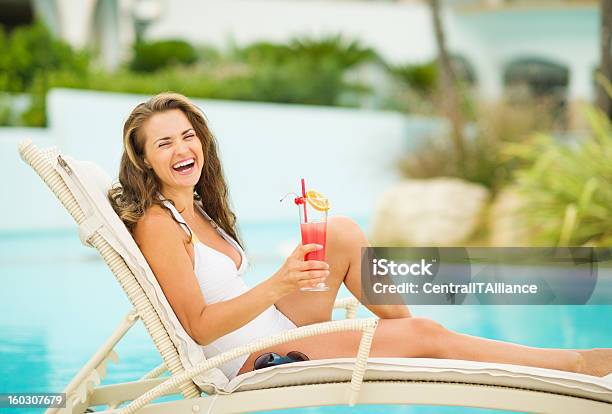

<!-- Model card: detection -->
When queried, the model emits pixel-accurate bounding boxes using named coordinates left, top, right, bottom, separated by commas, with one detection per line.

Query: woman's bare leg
left=275, top=216, right=411, bottom=325
left=326, top=216, right=411, bottom=319
left=237, top=317, right=612, bottom=377
left=579, top=349, right=612, bottom=377
left=264, top=217, right=612, bottom=378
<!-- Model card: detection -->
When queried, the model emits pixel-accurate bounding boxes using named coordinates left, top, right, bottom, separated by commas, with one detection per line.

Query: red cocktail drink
left=294, top=180, right=330, bottom=291
left=300, top=221, right=327, bottom=261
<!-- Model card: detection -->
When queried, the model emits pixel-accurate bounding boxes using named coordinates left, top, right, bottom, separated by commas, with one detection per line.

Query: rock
left=370, top=178, right=489, bottom=246
left=488, top=188, right=530, bottom=247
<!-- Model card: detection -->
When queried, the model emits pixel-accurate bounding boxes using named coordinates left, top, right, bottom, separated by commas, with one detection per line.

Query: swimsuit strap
left=159, top=198, right=196, bottom=243
left=158, top=194, right=247, bottom=274
left=194, top=199, right=220, bottom=229
left=157, top=194, right=220, bottom=246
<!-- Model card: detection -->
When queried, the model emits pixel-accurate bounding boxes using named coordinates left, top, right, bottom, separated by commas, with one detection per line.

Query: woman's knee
left=328, top=216, right=365, bottom=246
left=325, top=216, right=367, bottom=285
left=402, top=317, right=447, bottom=356
left=328, top=215, right=359, bottom=232
left=406, top=317, right=445, bottom=334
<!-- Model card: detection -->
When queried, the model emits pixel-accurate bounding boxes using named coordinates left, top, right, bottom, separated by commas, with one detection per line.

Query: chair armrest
left=140, top=363, right=167, bottom=380
left=333, top=297, right=360, bottom=319
left=118, top=318, right=378, bottom=413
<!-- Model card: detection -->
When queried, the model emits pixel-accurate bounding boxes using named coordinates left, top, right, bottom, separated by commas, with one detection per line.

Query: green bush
left=50, top=34, right=375, bottom=107
left=49, top=67, right=256, bottom=101
left=388, top=58, right=478, bottom=116
left=0, top=21, right=89, bottom=125
left=508, top=103, right=612, bottom=246
left=49, top=62, right=363, bottom=107
left=2, top=26, right=379, bottom=124
left=238, top=35, right=376, bottom=69
left=234, top=35, right=376, bottom=105
left=289, top=35, right=377, bottom=69
left=398, top=100, right=553, bottom=192
left=0, top=94, right=12, bottom=125
left=130, top=39, right=198, bottom=72
left=237, top=41, right=293, bottom=65
left=390, top=62, right=438, bottom=96
left=0, top=29, right=8, bottom=91
left=289, top=35, right=376, bottom=105
left=0, top=21, right=88, bottom=93
left=248, top=56, right=351, bottom=105
left=196, top=45, right=222, bottom=65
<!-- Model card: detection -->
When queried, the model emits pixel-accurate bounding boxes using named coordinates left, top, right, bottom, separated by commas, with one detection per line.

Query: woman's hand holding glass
left=272, top=244, right=330, bottom=295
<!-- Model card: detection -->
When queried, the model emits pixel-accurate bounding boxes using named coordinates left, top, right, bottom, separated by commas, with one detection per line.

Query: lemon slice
left=305, top=190, right=330, bottom=211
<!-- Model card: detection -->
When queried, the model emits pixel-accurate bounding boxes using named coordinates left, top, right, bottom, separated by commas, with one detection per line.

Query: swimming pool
left=1, top=222, right=611, bottom=413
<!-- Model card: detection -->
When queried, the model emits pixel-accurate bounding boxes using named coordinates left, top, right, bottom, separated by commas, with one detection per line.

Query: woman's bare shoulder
left=132, top=204, right=181, bottom=246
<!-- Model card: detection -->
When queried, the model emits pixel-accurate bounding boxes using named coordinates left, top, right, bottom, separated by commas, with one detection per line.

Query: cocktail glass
left=298, top=195, right=329, bottom=292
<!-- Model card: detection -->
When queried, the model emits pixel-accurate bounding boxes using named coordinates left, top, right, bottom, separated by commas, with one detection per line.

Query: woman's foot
left=577, top=349, right=612, bottom=377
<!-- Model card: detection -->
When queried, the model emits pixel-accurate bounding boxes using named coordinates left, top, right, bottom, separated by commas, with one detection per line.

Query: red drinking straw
left=301, top=178, right=308, bottom=223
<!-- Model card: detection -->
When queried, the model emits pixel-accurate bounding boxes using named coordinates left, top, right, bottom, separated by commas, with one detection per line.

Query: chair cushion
left=223, top=357, right=612, bottom=403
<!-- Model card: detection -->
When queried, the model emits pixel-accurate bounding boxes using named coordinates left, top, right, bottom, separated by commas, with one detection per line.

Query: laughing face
left=141, top=109, right=204, bottom=194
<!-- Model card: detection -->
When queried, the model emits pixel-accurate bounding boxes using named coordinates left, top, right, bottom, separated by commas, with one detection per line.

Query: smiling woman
left=108, top=93, right=239, bottom=244
left=107, top=92, right=612, bottom=382
left=143, top=112, right=202, bottom=192
left=107, top=93, right=318, bottom=379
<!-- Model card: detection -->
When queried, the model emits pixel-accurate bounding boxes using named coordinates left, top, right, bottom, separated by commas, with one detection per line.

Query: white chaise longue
left=18, top=140, right=612, bottom=414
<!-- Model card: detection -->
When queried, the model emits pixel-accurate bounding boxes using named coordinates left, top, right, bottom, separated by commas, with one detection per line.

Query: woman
left=109, top=92, right=611, bottom=381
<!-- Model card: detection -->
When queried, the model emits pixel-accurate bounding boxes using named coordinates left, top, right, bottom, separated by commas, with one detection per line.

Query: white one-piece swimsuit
left=161, top=199, right=297, bottom=379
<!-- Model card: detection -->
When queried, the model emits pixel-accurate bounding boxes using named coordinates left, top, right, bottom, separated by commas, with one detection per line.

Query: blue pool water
left=1, top=222, right=611, bottom=414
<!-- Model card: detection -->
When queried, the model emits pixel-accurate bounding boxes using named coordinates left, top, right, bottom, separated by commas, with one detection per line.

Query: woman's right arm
left=133, top=210, right=328, bottom=346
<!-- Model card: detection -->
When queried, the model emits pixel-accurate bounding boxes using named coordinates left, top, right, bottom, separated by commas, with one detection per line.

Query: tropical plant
left=233, top=35, right=377, bottom=105
left=0, top=21, right=88, bottom=93
left=0, top=94, right=12, bottom=125
left=3, top=24, right=379, bottom=124
left=290, top=35, right=377, bottom=69
left=398, top=99, right=553, bottom=192
left=130, top=39, right=198, bottom=72
left=0, top=21, right=89, bottom=126
left=507, top=99, right=612, bottom=246
left=390, top=62, right=438, bottom=96
left=48, top=66, right=254, bottom=100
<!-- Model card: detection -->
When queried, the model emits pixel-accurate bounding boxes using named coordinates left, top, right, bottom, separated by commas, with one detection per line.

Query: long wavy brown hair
left=108, top=92, right=241, bottom=246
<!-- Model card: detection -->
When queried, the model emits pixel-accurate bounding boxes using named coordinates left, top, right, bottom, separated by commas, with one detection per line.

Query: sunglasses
left=254, top=351, right=309, bottom=370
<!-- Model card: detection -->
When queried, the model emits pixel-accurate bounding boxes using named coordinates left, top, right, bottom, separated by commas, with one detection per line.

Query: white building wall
left=452, top=7, right=599, bottom=101
left=146, top=0, right=439, bottom=65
